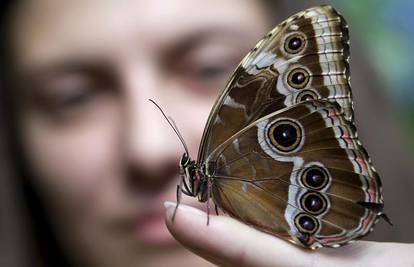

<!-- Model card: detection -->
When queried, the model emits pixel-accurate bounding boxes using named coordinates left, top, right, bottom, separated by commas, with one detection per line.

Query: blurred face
left=9, top=0, right=269, bottom=266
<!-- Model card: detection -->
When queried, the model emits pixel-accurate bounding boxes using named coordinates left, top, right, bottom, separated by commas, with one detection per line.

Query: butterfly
left=163, top=5, right=391, bottom=249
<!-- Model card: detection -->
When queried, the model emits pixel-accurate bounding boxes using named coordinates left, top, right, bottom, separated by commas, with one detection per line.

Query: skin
left=166, top=203, right=414, bottom=267
left=9, top=0, right=269, bottom=266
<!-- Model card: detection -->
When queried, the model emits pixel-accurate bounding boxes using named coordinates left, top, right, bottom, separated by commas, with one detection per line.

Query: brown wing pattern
left=198, top=5, right=352, bottom=163
left=206, top=100, right=383, bottom=248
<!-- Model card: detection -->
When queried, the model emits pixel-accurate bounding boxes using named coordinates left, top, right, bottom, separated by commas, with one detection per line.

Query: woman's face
left=10, top=0, right=269, bottom=266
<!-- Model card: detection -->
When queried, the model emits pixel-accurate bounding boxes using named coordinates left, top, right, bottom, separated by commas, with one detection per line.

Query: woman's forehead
left=9, top=0, right=268, bottom=71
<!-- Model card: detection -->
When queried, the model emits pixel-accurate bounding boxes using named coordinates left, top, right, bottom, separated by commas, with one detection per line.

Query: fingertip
left=164, top=201, right=206, bottom=220
left=164, top=201, right=207, bottom=233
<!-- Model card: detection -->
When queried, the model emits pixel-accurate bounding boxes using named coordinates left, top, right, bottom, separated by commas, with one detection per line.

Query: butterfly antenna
left=149, top=99, right=189, bottom=156
left=167, top=116, right=190, bottom=155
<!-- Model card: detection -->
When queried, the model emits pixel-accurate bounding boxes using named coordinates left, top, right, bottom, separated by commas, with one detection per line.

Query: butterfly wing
left=205, top=100, right=383, bottom=248
left=198, top=5, right=352, bottom=163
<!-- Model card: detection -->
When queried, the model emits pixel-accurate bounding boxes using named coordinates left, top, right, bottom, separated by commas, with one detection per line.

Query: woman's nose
left=122, top=64, right=182, bottom=187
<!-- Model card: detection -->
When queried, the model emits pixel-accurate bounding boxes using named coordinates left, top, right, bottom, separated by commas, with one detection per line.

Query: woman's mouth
left=133, top=210, right=176, bottom=246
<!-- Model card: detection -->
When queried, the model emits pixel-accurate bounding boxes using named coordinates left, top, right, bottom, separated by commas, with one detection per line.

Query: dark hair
left=0, top=1, right=70, bottom=266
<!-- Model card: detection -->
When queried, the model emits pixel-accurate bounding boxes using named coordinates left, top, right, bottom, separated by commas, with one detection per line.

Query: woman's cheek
left=19, top=99, right=122, bottom=219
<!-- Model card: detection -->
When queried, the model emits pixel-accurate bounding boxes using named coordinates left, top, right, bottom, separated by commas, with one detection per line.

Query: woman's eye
left=36, top=74, right=105, bottom=115
left=191, top=63, right=233, bottom=82
left=54, top=87, right=96, bottom=110
left=37, top=83, right=104, bottom=120
left=21, top=69, right=119, bottom=124
left=40, top=84, right=110, bottom=122
left=168, top=40, right=245, bottom=95
left=180, top=61, right=236, bottom=94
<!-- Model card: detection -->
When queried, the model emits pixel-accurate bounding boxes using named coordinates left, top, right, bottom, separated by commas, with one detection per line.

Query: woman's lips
left=123, top=195, right=208, bottom=246
left=133, top=211, right=176, bottom=245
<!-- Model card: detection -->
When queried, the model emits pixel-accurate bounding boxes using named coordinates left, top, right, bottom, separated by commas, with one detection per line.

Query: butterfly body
left=176, top=5, right=388, bottom=249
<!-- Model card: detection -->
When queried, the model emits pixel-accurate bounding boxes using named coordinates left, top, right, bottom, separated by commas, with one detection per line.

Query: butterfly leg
left=206, top=177, right=213, bottom=225
left=379, top=213, right=393, bottom=226
left=173, top=177, right=194, bottom=221
left=172, top=184, right=181, bottom=221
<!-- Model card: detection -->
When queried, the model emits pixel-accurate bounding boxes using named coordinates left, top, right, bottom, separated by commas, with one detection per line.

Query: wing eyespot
left=284, top=33, right=306, bottom=54
left=294, top=213, right=319, bottom=234
left=301, top=166, right=329, bottom=190
left=267, top=119, right=302, bottom=152
left=300, top=192, right=328, bottom=215
left=287, top=68, right=310, bottom=89
left=296, top=90, right=319, bottom=103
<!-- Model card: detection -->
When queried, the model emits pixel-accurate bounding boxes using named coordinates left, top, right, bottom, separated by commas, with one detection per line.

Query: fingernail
left=164, top=201, right=206, bottom=218
left=164, top=201, right=177, bottom=210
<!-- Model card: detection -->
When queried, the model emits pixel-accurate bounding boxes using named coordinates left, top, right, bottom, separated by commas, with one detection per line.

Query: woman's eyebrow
left=161, top=27, right=254, bottom=56
left=17, top=58, right=115, bottom=83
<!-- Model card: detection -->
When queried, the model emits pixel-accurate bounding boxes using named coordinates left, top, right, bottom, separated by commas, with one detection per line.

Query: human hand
left=164, top=202, right=414, bottom=267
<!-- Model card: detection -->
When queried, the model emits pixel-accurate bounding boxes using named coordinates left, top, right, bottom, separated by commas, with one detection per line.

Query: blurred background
left=335, top=0, right=414, bottom=147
